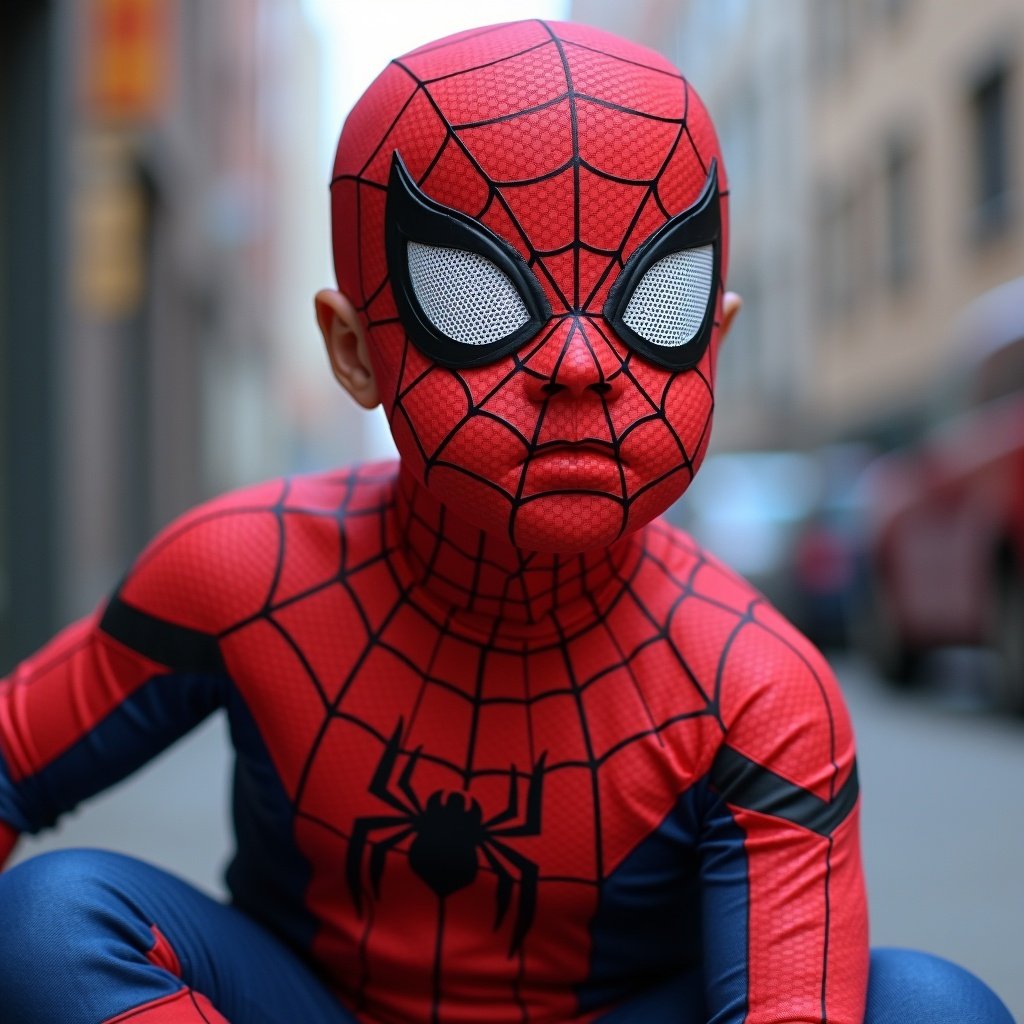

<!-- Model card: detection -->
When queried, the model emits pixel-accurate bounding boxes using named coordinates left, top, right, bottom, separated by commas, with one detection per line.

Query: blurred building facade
left=808, top=0, right=1024, bottom=437
left=7, top=0, right=1024, bottom=669
left=572, top=0, right=1024, bottom=447
left=1, top=2, right=65, bottom=671
left=0, top=0, right=344, bottom=668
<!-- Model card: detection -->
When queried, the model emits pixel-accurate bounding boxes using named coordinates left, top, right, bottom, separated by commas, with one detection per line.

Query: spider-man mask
left=330, top=20, right=730, bottom=553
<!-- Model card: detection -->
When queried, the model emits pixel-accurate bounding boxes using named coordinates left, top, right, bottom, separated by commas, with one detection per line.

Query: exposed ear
left=315, top=289, right=380, bottom=409
left=719, top=291, right=742, bottom=344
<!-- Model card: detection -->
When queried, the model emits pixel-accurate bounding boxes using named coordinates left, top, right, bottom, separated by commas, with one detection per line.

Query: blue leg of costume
left=0, top=849, right=356, bottom=1024
left=865, top=948, right=1016, bottom=1024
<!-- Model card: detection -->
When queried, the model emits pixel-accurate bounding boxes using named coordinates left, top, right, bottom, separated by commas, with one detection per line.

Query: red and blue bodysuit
left=0, top=21, right=1014, bottom=1024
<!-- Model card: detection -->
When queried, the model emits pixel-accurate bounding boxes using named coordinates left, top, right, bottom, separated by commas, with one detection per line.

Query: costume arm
left=700, top=615, right=868, bottom=1024
left=0, top=484, right=281, bottom=866
left=0, top=604, right=228, bottom=866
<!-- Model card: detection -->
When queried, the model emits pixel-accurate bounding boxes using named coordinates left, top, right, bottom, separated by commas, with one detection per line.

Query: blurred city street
left=12, top=649, right=1023, bottom=1021
left=839, top=652, right=1024, bottom=1022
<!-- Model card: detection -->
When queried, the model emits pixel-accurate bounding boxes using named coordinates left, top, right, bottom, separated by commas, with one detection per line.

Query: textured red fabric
left=0, top=614, right=166, bottom=782
left=146, top=926, right=182, bottom=978
left=331, top=20, right=729, bottom=555
left=0, top=458, right=868, bottom=1022
left=103, top=988, right=227, bottom=1023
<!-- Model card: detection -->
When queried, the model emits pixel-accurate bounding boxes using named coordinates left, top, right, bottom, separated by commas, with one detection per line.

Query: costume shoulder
left=651, top=520, right=867, bottom=1024
left=651, top=517, right=856, bottom=804
left=0, top=470, right=405, bottom=853
left=110, top=462, right=398, bottom=639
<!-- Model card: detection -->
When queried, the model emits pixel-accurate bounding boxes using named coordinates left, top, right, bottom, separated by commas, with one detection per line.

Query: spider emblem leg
left=481, top=752, right=547, bottom=952
left=346, top=722, right=548, bottom=955
left=346, top=720, right=424, bottom=913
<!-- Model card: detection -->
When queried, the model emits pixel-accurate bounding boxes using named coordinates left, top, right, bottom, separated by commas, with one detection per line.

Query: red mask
left=331, top=20, right=729, bottom=553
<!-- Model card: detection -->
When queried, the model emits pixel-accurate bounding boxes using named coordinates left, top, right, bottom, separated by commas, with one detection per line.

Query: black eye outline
left=603, top=159, right=722, bottom=372
left=384, top=152, right=551, bottom=369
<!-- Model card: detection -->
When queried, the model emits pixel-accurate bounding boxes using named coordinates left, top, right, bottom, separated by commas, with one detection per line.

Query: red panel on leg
left=0, top=819, right=17, bottom=865
left=103, top=988, right=228, bottom=1023
left=146, top=925, right=182, bottom=978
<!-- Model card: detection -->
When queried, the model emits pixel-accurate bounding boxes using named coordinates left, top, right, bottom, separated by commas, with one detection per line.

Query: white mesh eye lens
left=407, top=241, right=529, bottom=346
left=622, top=245, right=714, bottom=347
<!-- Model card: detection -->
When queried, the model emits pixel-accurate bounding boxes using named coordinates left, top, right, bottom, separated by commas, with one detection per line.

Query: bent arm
left=0, top=483, right=285, bottom=866
left=701, top=613, right=868, bottom=1024
left=0, top=597, right=229, bottom=864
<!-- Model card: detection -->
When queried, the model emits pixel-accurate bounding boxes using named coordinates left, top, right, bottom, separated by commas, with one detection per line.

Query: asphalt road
left=840, top=650, right=1023, bottom=1021
left=10, top=650, right=1023, bottom=1021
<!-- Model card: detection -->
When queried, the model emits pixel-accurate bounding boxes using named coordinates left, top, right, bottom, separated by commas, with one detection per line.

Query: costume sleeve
left=700, top=614, right=868, bottom=1024
left=0, top=483, right=283, bottom=867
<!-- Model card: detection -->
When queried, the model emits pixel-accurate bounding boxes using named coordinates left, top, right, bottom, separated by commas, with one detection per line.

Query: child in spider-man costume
left=0, top=21, right=1015, bottom=1024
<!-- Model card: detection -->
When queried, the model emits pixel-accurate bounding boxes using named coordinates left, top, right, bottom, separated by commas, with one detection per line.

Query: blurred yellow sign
left=84, top=0, right=174, bottom=122
left=73, top=134, right=147, bottom=319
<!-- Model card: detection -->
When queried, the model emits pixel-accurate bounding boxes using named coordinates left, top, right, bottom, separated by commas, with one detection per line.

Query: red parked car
left=858, top=278, right=1024, bottom=713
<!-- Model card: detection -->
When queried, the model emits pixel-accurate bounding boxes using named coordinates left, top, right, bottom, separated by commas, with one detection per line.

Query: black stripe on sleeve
left=710, top=745, right=859, bottom=837
left=99, top=595, right=227, bottom=676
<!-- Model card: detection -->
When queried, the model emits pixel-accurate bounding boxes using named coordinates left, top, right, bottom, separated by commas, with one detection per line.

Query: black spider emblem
left=346, top=721, right=546, bottom=955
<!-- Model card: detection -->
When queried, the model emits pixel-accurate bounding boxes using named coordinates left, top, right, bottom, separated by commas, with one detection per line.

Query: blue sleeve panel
left=578, top=776, right=749, bottom=1022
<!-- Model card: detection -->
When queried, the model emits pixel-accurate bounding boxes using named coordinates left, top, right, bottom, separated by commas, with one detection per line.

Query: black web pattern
left=104, top=461, right=853, bottom=1018
left=330, top=21, right=730, bottom=548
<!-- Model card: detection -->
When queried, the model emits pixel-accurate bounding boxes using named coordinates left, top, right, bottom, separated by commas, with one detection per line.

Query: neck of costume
left=391, top=463, right=642, bottom=635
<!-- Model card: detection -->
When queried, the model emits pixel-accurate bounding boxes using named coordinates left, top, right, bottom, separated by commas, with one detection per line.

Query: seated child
left=0, top=19, right=1014, bottom=1024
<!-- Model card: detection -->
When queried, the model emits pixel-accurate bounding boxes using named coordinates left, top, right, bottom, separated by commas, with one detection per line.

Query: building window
left=884, top=134, right=916, bottom=287
left=969, top=60, right=1013, bottom=239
